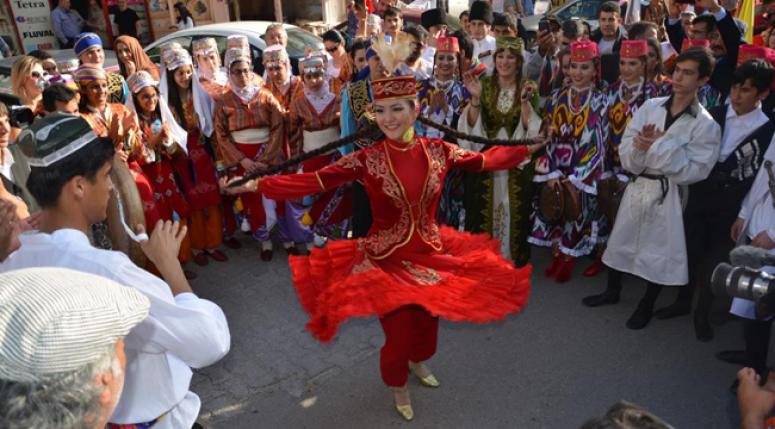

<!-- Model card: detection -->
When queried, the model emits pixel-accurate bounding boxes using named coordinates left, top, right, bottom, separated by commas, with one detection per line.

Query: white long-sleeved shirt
left=719, top=104, right=770, bottom=162
left=0, top=229, right=230, bottom=428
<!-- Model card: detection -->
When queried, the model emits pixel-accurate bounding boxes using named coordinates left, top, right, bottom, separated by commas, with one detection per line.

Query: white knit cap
left=0, top=268, right=150, bottom=383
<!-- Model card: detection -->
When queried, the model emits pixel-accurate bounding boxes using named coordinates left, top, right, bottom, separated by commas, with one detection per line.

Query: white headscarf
left=126, top=71, right=189, bottom=154
left=162, top=48, right=215, bottom=137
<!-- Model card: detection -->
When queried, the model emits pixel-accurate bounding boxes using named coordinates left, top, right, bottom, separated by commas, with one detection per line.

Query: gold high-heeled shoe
left=392, top=387, right=414, bottom=421
left=409, top=362, right=440, bottom=388
left=395, top=403, right=414, bottom=421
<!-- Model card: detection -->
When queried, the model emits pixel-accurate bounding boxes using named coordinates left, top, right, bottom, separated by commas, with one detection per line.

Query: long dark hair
left=174, top=2, right=194, bottom=25
left=230, top=114, right=539, bottom=187
left=132, top=86, right=162, bottom=120
left=166, top=65, right=188, bottom=127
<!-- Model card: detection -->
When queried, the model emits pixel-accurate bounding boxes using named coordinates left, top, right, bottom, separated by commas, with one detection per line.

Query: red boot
left=582, top=258, right=605, bottom=277
left=544, top=253, right=561, bottom=277
left=554, top=256, right=575, bottom=283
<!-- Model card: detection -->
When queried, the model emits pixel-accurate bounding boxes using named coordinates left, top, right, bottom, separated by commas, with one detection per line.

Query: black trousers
left=351, top=181, right=372, bottom=238
left=680, top=181, right=748, bottom=315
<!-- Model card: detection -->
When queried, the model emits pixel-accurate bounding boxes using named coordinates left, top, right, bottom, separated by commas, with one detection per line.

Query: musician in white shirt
left=0, top=113, right=230, bottom=429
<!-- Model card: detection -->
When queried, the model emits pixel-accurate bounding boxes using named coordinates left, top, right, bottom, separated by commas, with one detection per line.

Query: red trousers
left=379, top=305, right=439, bottom=387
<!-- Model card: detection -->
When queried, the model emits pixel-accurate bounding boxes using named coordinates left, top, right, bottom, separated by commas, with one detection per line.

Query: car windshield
left=556, top=0, right=601, bottom=20
left=285, top=28, right=322, bottom=57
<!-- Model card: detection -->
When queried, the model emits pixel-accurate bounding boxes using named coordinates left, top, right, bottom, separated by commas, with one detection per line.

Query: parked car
left=145, top=21, right=322, bottom=76
left=522, top=0, right=604, bottom=46
left=0, top=49, right=119, bottom=106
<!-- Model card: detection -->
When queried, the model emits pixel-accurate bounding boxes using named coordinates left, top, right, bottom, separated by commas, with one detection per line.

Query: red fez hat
left=620, top=40, right=648, bottom=59
left=681, top=38, right=710, bottom=53
left=436, top=36, right=459, bottom=54
left=372, top=75, right=417, bottom=101
left=570, top=40, right=600, bottom=62
left=737, top=45, right=775, bottom=67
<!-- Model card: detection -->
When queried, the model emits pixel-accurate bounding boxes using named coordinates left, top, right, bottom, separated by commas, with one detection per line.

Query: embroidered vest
left=710, top=106, right=775, bottom=184
left=348, top=79, right=372, bottom=122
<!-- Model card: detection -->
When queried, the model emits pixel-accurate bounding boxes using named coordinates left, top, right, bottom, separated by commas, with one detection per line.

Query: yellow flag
left=738, top=0, right=755, bottom=43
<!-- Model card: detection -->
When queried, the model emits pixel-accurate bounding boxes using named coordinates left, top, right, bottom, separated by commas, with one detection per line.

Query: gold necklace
left=386, top=137, right=418, bottom=152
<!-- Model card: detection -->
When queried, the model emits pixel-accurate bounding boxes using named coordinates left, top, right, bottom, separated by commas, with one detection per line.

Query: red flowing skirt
left=289, top=226, right=532, bottom=342
left=173, top=131, right=221, bottom=211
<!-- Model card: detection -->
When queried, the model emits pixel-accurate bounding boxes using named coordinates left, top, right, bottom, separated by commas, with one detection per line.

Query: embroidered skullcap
left=263, top=44, right=289, bottom=66
left=305, top=45, right=327, bottom=60
left=227, top=35, right=250, bottom=51
left=127, top=71, right=159, bottom=94
left=367, top=14, right=381, bottom=28
left=74, top=32, right=102, bottom=57
left=73, top=64, right=107, bottom=83
left=0, top=268, right=149, bottom=383
left=372, top=75, right=417, bottom=101
left=300, top=56, right=325, bottom=75
left=159, top=41, right=183, bottom=67
left=166, top=48, right=193, bottom=71
left=496, top=36, right=523, bottom=56
left=225, top=48, right=251, bottom=70
left=18, top=113, right=102, bottom=168
left=192, top=37, right=219, bottom=57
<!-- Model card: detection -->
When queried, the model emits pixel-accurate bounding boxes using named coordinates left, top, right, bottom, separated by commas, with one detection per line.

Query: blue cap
left=74, top=33, right=102, bottom=57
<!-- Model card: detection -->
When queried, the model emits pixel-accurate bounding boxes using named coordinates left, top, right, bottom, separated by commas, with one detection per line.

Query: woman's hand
left=521, top=81, right=537, bottom=106
left=463, top=72, right=482, bottom=100
left=429, top=90, right=449, bottom=114
left=115, top=149, right=129, bottom=164
left=219, top=176, right=258, bottom=195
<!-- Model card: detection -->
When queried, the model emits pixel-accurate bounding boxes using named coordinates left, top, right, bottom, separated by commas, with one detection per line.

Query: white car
left=145, top=21, right=322, bottom=75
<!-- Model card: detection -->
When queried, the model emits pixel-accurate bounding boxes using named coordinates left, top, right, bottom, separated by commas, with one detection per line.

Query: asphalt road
left=186, top=239, right=746, bottom=429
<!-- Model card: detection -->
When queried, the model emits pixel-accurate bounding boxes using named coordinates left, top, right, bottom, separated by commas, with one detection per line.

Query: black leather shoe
left=654, top=302, right=691, bottom=320
left=582, top=291, right=620, bottom=307
left=260, top=249, right=273, bottom=262
left=694, top=313, right=713, bottom=342
left=626, top=305, right=653, bottom=330
left=715, top=350, right=746, bottom=366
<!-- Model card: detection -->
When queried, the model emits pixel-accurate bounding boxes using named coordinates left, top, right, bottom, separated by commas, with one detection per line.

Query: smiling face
left=374, top=98, right=417, bottom=141
left=136, top=86, right=158, bottom=115
left=173, top=65, right=193, bottom=90
left=434, top=52, right=458, bottom=81
left=85, top=79, right=109, bottom=108
left=619, top=57, right=645, bottom=85
left=569, top=59, right=596, bottom=88
left=494, top=49, right=521, bottom=80
left=469, top=20, right=489, bottom=40
left=80, top=46, right=106, bottom=67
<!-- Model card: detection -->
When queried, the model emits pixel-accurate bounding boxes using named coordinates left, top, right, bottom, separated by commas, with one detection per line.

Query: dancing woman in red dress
left=224, top=75, right=542, bottom=421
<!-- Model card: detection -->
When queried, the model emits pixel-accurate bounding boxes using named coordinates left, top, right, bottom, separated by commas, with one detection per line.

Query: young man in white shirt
left=0, top=113, right=231, bottom=429
left=656, top=55, right=775, bottom=342
left=594, top=47, right=722, bottom=330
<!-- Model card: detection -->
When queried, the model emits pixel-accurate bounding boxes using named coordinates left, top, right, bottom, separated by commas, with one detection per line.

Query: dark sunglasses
left=326, top=46, right=339, bottom=53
